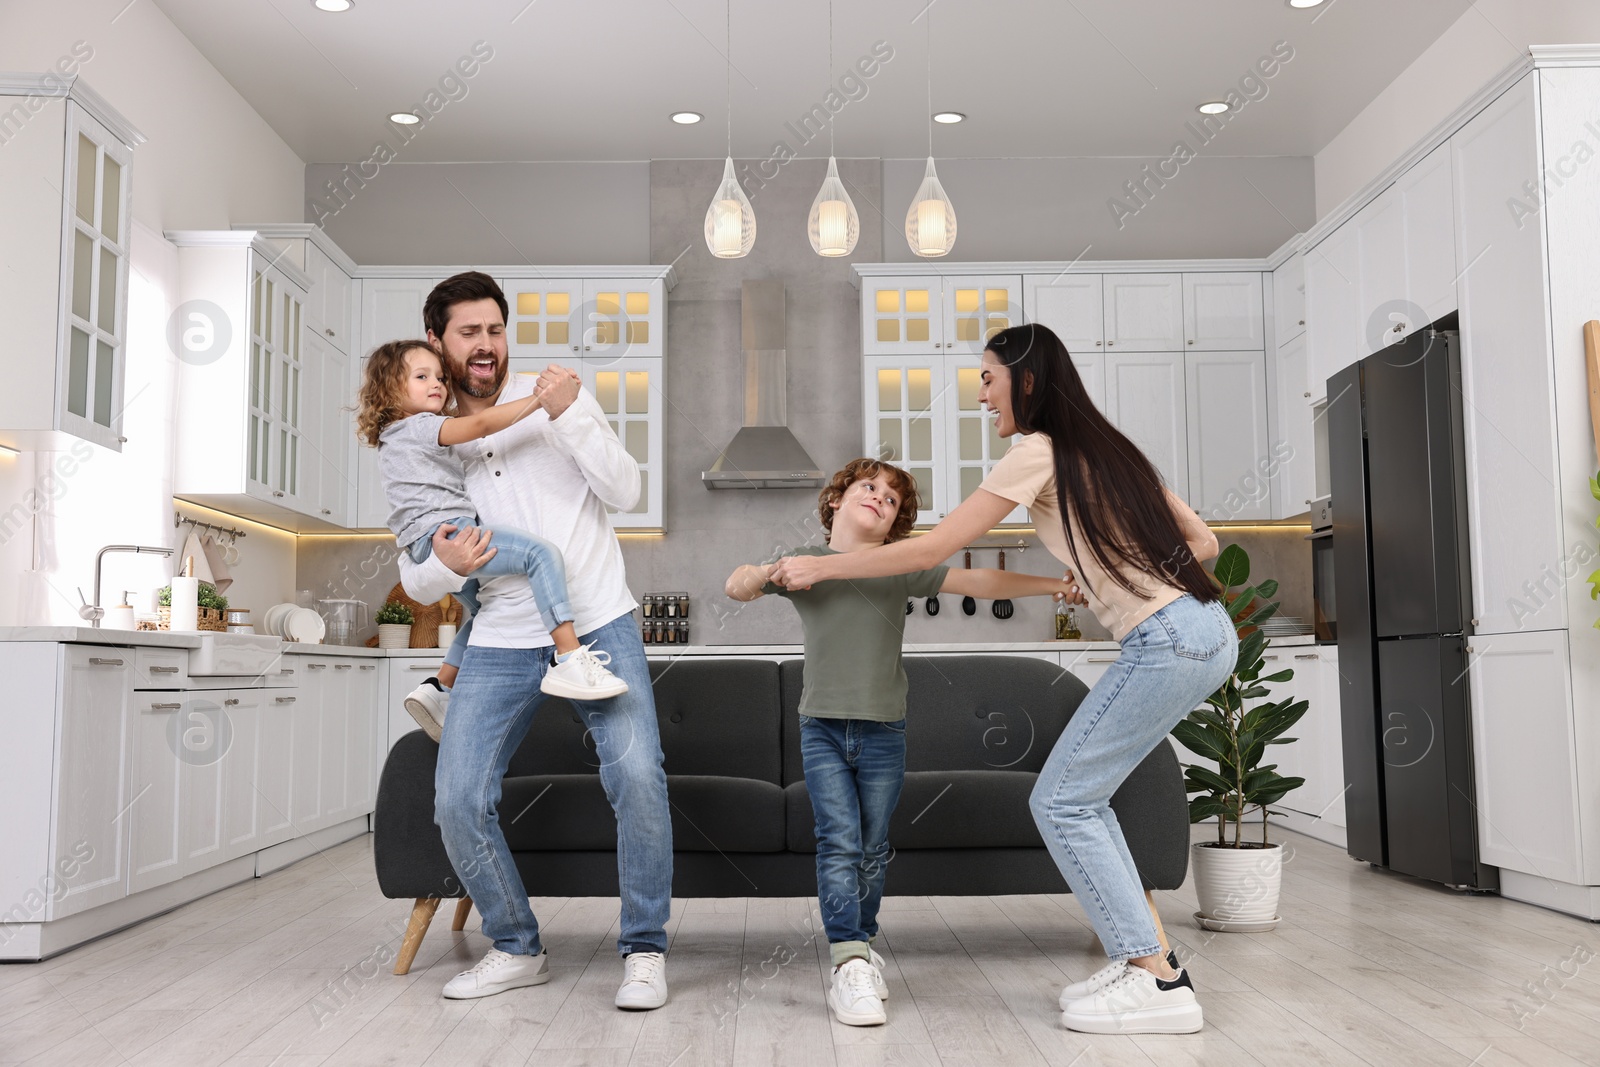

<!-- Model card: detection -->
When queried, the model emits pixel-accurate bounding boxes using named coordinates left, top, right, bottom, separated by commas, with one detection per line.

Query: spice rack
left=639, top=592, right=690, bottom=645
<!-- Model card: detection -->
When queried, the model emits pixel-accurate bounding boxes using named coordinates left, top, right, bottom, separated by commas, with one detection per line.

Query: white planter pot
left=377, top=624, right=412, bottom=649
left=1191, top=841, right=1282, bottom=929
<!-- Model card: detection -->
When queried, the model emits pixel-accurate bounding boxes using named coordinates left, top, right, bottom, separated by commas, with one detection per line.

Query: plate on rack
left=263, top=603, right=296, bottom=638
left=285, top=607, right=325, bottom=644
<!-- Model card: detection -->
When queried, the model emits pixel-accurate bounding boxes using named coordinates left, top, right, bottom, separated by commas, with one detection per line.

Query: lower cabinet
left=295, top=655, right=382, bottom=828
left=50, top=647, right=135, bottom=919
left=387, top=655, right=445, bottom=753
left=129, top=692, right=225, bottom=895
left=1270, top=646, right=1346, bottom=845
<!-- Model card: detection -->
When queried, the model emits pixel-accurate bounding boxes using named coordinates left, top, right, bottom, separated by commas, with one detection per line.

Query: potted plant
left=158, top=582, right=229, bottom=631
left=1169, top=543, right=1308, bottom=932
left=375, top=601, right=414, bottom=649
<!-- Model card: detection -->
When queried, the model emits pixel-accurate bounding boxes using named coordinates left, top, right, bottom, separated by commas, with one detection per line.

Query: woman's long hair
left=987, top=323, right=1217, bottom=603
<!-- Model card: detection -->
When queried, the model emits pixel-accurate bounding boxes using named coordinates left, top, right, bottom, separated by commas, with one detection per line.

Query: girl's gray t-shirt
left=378, top=413, right=477, bottom=548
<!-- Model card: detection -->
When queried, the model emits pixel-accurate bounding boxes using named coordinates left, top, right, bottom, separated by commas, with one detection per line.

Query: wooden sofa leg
left=451, top=897, right=473, bottom=932
left=1145, top=890, right=1171, bottom=955
left=394, top=897, right=441, bottom=975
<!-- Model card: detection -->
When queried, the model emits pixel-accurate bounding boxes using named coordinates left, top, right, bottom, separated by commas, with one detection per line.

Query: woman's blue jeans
left=800, top=715, right=906, bottom=967
left=409, top=515, right=574, bottom=669
left=1029, top=594, right=1237, bottom=962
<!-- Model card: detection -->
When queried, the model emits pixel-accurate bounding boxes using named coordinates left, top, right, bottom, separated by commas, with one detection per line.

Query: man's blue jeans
left=799, top=715, right=906, bottom=967
left=433, top=615, right=672, bottom=958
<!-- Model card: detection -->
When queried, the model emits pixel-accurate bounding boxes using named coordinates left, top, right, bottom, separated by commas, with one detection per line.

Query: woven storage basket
left=368, top=583, right=461, bottom=648
left=158, top=606, right=226, bottom=632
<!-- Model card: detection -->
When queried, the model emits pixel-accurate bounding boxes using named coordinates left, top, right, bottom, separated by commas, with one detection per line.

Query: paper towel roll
left=169, top=575, right=200, bottom=632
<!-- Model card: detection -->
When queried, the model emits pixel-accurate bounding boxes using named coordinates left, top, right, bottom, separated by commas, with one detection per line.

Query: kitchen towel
left=178, top=530, right=219, bottom=590
left=200, top=534, right=234, bottom=593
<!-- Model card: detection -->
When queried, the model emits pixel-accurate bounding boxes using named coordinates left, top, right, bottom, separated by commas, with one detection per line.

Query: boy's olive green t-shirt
left=764, top=546, right=949, bottom=722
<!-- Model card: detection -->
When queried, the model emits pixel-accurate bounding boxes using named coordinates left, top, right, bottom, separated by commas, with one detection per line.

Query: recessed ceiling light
left=312, top=0, right=353, bottom=11
left=1196, top=101, right=1231, bottom=115
left=1288, top=0, right=1326, bottom=7
left=670, top=111, right=703, bottom=125
left=933, top=111, right=966, bottom=124
left=388, top=112, right=420, bottom=125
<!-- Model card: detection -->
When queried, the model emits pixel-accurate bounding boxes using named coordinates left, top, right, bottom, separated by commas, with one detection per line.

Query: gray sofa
left=374, top=655, right=1191, bottom=972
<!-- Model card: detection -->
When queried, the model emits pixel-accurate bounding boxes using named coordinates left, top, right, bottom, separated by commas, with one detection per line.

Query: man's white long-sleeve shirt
left=398, top=375, right=639, bottom=649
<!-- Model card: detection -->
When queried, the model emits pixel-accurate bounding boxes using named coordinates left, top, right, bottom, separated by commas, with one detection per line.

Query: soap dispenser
left=105, top=592, right=135, bottom=631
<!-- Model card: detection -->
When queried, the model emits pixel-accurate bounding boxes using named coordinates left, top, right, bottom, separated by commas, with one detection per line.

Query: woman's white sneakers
left=1059, top=964, right=1203, bottom=1035
left=828, top=958, right=887, bottom=1026
left=1058, top=949, right=1180, bottom=1007
left=442, top=948, right=550, bottom=999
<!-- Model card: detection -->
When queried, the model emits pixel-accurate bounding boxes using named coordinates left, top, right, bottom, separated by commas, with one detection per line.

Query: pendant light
left=904, top=10, right=956, bottom=257
left=704, top=0, right=756, bottom=258
left=807, top=0, right=858, bottom=257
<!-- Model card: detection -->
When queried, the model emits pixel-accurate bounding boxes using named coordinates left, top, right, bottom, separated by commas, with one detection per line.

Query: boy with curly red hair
left=725, top=458, right=1077, bottom=1028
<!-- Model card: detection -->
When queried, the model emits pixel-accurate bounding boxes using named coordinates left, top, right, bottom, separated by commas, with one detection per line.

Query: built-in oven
left=1307, top=495, right=1335, bottom=642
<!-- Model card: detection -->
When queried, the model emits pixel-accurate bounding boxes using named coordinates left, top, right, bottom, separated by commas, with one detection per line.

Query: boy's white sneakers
left=869, top=949, right=889, bottom=1000
left=442, top=948, right=549, bottom=999
left=615, top=951, right=669, bottom=1010
left=403, top=682, right=448, bottom=742
left=828, top=958, right=887, bottom=1026
left=1059, top=965, right=1202, bottom=1034
left=541, top=644, right=630, bottom=700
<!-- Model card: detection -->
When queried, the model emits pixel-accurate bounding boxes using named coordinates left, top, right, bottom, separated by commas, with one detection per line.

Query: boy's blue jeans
left=408, top=515, right=573, bottom=669
left=799, top=715, right=906, bottom=968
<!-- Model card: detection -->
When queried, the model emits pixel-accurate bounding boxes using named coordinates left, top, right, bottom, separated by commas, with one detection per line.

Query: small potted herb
left=375, top=601, right=415, bottom=649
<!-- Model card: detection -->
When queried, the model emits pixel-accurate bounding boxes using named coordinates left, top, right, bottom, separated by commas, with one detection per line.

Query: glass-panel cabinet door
left=942, top=275, right=1022, bottom=358
left=576, top=356, right=663, bottom=530
left=247, top=268, right=274, bottom=490
left=948, top=357, right=1025, bottom=525
left=862, top=355, right=946, bottom=523
left=577, top=279, right=665, bottom=359
left=861, top=277, right=943, bottom=355
left=501, top=277, right=581, bottom=359
left=57, top=104, right=133, bottom=451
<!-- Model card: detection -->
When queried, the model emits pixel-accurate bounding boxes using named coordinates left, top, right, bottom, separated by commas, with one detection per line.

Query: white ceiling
left=151, top=0, right=1473, bottom=164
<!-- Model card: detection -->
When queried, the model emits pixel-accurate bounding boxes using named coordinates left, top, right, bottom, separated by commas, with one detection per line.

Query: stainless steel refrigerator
left=1327, top=318, right=1496, bottom=890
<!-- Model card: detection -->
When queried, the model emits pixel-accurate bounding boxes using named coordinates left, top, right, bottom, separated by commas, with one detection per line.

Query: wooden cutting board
left=1585, top=320, right=1600, bottom=470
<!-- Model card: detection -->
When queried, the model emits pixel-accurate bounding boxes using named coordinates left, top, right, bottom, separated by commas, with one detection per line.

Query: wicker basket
left=157, top=606, right=226, bottom=632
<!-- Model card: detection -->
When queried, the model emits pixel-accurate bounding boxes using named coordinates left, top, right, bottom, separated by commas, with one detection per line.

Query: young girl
left=770, top=323, right=1235, bottom=1036
left=357, top=340, right=628, bottom=740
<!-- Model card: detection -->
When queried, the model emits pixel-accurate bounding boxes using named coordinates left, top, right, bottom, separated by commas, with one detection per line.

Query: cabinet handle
left=1298, top=319, right=1305, bottom=325
left=225, top=698, right=241, bottom=706
left=1392, top=323, right=1404, bottom=333
left=273, top=491, right=285, bottom=498
left=325, top=328, right=335, bottom=337
left=1106, top=341, right=1115, bottom=347
left=359, top=664, right=376, bottom=670
left=306, top=663, right=327, bottom=670
left=1188, top=339, right=1195, bottom=344
left=321, top=509, right=331, bottom=515
left=149, top=665, right=180, bottom=674
left=1294, top=653, right=1319, bottom=660
left=1086, top=655, right=1119, bottom=663
left=1095, top=340, right=1102, bottom=346
left=274, top=696, right=297, bottom=704
left=1262, top=654, right=1280, bottom=661
left=1303, top=391, right=1311, bottom=398
left=89, top=657, right=124, bottom=666
left=335, top=663, right=354, bottom=670
left=408, top=663, right=443, bottom=670
left=150, top=702, right=182, bottom=710
left=279, top=668, right=295, bottom=675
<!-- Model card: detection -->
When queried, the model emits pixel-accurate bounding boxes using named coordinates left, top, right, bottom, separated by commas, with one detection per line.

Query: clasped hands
left=767, top=555, right=1089, bottom=606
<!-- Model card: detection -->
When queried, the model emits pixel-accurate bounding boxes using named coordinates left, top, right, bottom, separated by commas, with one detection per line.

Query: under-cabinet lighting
left=0, top=443, right=19, bottom=457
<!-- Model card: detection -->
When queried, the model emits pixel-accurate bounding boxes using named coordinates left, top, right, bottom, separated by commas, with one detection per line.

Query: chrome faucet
left=80, top=544, right=175, bottom=627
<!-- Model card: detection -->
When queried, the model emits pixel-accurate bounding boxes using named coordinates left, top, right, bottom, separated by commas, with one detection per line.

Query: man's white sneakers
left=404, top=682, right=448, bottom=742
left=828, top=958, right=887, bottom=1026
left=615, top=951, right=669, bottom=1009
left=869, top=949, right=889, bottom=1000
left=441, top=948, right=549, bottom=1000
left=541, top=644, right=630, bottom=700
left=1059, top=964, right=1203, bottom=1034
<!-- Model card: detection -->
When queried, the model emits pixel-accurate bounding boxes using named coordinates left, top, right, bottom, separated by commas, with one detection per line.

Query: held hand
left=536, top=364, right=581, bottom=419
left=1052, top=569, right=1088, bottom=606
left=433, top=523, right=496, bottom=577
left=769, top=554, right=828, bottom=590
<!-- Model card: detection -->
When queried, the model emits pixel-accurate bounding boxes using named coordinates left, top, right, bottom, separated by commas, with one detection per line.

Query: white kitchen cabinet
left=257, top=690, right=297, bottom=848
left=387, top=657, right=444, bottom=753
left=302, top=330, right=354, bottom=526
left=863, top=355, right=948, bottom=522
left=0, top=83, right=139, bottom=455
left=1467, top=630, right=1582, bottom=884
left=1103, top=274, right=1184, bottom=351
left=1023, top=274, right=1104, bottom=354
left=345, top=661, right=379, bottom=812
left=1060, top=647, right=1121, bottom=692
left=1354, top=185, right=1408, bottom=358
left=1452, top=74, right=1566, bottom=636
left=942, top=276, right=1022, bottom=357
left=219, top=688, right=266, bottom=861
left=860, top=275, right=1019, bottom=356
left=49, top=647, right=134, bottom=919
left=1396, top=142, right=1458, bottom=328
left=128, top=693, right=227, bottom=895
left=1182, top=273, right=1266, bottom=351
left=354, top=276, right=439, bottom=529
left=578, top=357, right=665, bottom=530
left=503, top=276, right=666, bottom=361
left=947, top=356, right=1026, bottom=525
left=1273, top=253, right=1306, bottom=345
left=1270, top=332, right=1316, bottom=518
left=1105, top=350, right=1188, bottom=499
left=306, top=242, right=355, bottom=354
left=1303, top=222, right=1361, bottom=406
left=1269, top=647, right=1347, bottom=846
left=1185, top=350, right=1270, bottom=521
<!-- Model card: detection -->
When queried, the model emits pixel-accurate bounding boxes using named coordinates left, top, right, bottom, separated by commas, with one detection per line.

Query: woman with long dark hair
left=771, top=323, right=1236, bottom=1035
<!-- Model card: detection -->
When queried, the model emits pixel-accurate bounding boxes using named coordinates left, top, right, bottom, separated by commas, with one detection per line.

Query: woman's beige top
left=981, top=432, right=1209, bottom=641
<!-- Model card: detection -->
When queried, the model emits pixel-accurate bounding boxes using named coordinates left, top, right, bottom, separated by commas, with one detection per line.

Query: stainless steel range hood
left=701, top=280, right=826, bottom=490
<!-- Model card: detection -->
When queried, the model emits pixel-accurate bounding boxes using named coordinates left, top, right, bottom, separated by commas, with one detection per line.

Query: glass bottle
left=1055, top=601, right=1082, bottom=641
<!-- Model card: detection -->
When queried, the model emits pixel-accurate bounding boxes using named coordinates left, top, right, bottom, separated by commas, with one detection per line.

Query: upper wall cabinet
left=1304, top=222, right=1360, bottom=406
left=1023, top=275, right=1104, bottom=353
left=354, top=276, right=441, bottom=530
left=860, top=276, right=1021, bottom=356
left=0, top=80, right=141, bottom=454
left=502, top=277, right=666, bottom=360
left=1182, top=273, right=1265, bottom=351
left=1272, top=252, right=1306, bottom=347
left=1103, top=274, right=1184, bottom=351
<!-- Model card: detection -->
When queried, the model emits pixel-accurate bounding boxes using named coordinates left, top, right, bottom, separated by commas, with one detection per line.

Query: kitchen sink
left=187, top=631, right=285, bottom=676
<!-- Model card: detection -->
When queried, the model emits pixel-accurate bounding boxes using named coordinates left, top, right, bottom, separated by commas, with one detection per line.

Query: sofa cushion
left=502, top=773, right=786, bottom=853
left=507, top=658, right=784, bottom=784
left=786, top=770, right=1044, bottom=852
left=780, top=656, right=1092, bottom=784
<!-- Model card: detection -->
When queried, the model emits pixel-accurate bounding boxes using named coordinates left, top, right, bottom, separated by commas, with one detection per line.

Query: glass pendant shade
left=905, top=156, right=957, bottom=257
left=808, top=157, right=859, bottom=257
left=704, top=157, right=756, bottom=258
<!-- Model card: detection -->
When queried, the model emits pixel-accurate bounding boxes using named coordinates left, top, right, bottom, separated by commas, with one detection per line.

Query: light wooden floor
left=4, top=826, right=1599, bottom=1066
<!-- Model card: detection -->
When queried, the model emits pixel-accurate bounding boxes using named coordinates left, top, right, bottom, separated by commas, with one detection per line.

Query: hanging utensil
left=925, top=595, right=940, bottom=616
left=905, top=598, right=914, bottom=616
left=992, top=550, right=1015, bottom=619
left=961, top=550, right=977, bottom=616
